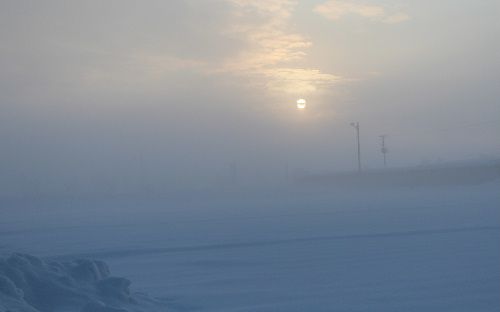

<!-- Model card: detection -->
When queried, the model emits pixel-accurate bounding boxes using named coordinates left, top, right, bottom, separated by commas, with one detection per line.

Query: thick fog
left=1, top=0, right=499, bottom=197
left=1, top=3, right=500, bottom=312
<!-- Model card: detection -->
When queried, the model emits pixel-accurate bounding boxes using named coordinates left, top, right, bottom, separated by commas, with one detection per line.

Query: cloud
left=221, top=0, right=340, bottom=95
left=0, top=0, right=339, bottom=102
left=314, top=1, right=410, bottom=24
left=78, top=0, right=341, bottom=96
left=382, top=12, right=411, bottom=24
left=262, top=68, right=340, bottom=94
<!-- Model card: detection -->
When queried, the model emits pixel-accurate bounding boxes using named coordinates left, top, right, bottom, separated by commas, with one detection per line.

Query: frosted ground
left=1, top=182, right=499, bottom=311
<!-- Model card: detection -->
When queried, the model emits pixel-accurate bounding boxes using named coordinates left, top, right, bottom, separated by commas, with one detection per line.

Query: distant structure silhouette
left=350, top=122, right=361, bottom=172
left=380, top=135, right=388, bottom=167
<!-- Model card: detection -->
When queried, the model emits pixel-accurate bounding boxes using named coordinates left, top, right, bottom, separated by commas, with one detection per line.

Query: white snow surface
left=1, top=182, right=499, bottom=311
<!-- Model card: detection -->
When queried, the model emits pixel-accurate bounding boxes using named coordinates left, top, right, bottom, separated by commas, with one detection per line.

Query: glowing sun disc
left=297, top=99, right=306, bottom=109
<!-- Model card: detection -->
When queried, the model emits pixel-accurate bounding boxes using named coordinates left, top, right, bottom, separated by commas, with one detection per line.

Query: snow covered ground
left=1, top=182, right=500, bottom=311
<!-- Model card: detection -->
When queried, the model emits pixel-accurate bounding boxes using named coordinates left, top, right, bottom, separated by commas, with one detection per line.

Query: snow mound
left=0, top=253, right=167, bottom=312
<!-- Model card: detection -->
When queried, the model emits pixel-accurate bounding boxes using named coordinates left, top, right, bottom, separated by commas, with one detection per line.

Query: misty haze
left=1, top=1, right=499, bottom=312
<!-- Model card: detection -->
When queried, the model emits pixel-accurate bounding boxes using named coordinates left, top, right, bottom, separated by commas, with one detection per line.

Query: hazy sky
left=0, top=0, right=499, bottom=194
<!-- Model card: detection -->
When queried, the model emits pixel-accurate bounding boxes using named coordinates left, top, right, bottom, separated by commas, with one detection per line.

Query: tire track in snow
left=52, top=225, right=500, bottom=260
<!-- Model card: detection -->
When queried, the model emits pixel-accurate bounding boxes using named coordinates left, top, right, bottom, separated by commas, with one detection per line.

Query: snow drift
left=0, top=253, right=166, bottom=312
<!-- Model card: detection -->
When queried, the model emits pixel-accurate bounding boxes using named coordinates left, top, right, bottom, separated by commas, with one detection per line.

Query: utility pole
left=350, top=122, right=361, bottom=172
left=379, top=135, right=388, bottom=167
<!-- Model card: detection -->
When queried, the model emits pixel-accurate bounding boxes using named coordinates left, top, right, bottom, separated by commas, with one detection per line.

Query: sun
left=296, top=98, right=306, bottom=109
